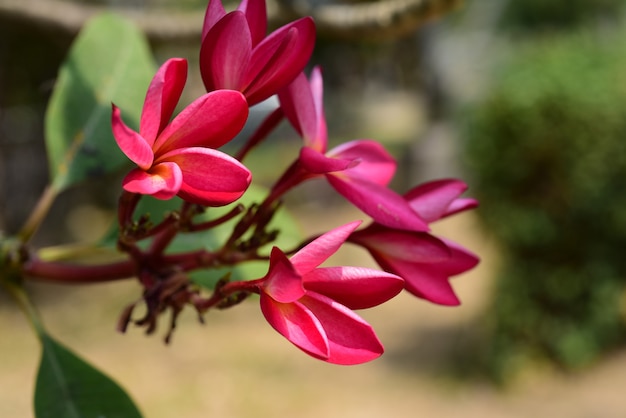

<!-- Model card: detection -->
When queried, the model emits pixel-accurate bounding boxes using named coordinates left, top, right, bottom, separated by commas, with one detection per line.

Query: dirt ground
left=2, top=208, right=626, bottom=418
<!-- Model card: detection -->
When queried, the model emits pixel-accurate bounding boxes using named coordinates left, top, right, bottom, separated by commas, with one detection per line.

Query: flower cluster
left=108, top=0, right=479, bottom=364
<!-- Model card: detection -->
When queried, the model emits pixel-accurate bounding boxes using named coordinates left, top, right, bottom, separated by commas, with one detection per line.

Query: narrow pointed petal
left=327, top=174, right=429, bottom=232
left=290, top=221, right=361, bottom=274
left=244, top=17, right=316, bottom=105
left=304, top=267, right=404, bottom=309
left=238, top=0, right=267, bottom=47
left=279, top=72, right=317, bottom=146
left=160, top=147, right=251, bottom=206
left=260, top=294, right=330, bottom=360
left=278, top=70, right=327, bottom=150
left=405, top=179, right=475, bottom=222
left=328, top=140, right=397, bottom=186
left=200, top=12, right=252, bottom=93
left=262, top=247, right=306, bottom=303
left=398, top=262, right=462, bottom=306
left=122, top=162, right=183, bottom=200
left=444, top=197, right=479, bottom=219
left=153, top=90, right=248, bottom=154
left=439, top=239, right=480, bottom=276
left=111, top=105, right=153, bottom=170
left=202, top=0, right=227, bottom=41
left=299, top=146, right=356, bottom=174
left=300, top=293, right=384, bottom=365
left=309, top=67, right=327, bottom=150
left=140, top=58, right=188, bottom=144
left=365, top=246, right=468, bottom=306
left=350, top=228, right=450, bottom=264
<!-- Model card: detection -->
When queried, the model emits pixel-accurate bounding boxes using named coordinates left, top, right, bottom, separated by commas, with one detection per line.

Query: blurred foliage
left=498, top=0, right=626, bottom=32
left=462, top=28, right=626, bottom=380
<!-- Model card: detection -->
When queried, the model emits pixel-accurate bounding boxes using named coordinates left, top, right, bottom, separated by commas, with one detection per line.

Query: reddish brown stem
left=22, top=256, right=136, bottom=283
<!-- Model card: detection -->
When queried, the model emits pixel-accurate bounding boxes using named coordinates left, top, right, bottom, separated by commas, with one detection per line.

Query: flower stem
left=22, top=255, right=136, bottom=283
left=18, top=185, right=59, bottom=244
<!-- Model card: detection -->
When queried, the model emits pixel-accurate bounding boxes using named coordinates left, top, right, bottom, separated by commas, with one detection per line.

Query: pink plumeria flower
left=277, top=68, right=429, bottom=232
left=200, top=0, right=316, bottom=106
left=111, top=58, right=252, bottom=206
left=255, top=221, right=404, bottom=364
left=349, top=179, right=479, bottom=305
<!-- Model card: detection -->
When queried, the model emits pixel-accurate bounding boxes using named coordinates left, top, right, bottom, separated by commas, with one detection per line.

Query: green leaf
left=34, top=333, right=142, bottom=418
left=45, top=13, right=156, bottom=192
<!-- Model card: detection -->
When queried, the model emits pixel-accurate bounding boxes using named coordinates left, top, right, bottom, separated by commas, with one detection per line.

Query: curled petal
left=327, top=174, right=429, bottom=232
left=290, top=221, right=361, bottom=274
left=161, top=147, right=252, bottom=206
left=445, top=197, right=479, bottom=219
left=309, top=67, right=326, bottom=142
left=262, top=247, right=306, bottom=303
left=244, top=17, right=316, bottom=105
left=349, top=227, right=450, bottom=264
left=140, top=58, right=188, bottom=144
left=364, top=238, right=479, bottom=306
left=260, top=294, right=329, bottom=360
left=300, top=293, right=384, bottom=365
left=439, top=239, right=480, bottom=276
left=328, top=140, right=397, bottom=186
left=153, top=90, right=249, bottom=154
left=202, top=0, right=227, bottom=41
left=279, top=69, right=327, bottom=151
left=299, top=146, right=356, bottom=174
left=304, top=266, right=404, bottom=310
left=394, top=260, right=462, bottom=306
left=111, top=105, right=153, bottom=169
left=122, top=162, right=183, bottom=200
left=238, top=0, right=267, bottom=47
left=200, top=12, right=252, bottom=93
left=405, top=179, right=477, bottom=222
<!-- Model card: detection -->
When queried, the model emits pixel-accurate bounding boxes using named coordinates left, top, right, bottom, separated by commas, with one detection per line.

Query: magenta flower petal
left=243, top=17, right=316, bottom=105
left=350, top=227, right=450, bottom=263
left=278, top=69, right=327, bottom=150
left=161, top=147, right=251, bottom=206
left=111, top=105, right=154, bottom=170
left=153, top=90, right=249, bottom=154
left=405, top=179, right=477, bottom=222
left=327, top=174, right=429, bottom=232
left=261, top=247, right=306, bottom=303
left=304, top=267, right=404, bottom=310
left=290, top=221, right=361, bottom=274
left=396, top=260, right=462, bottom=306
left=279, top=72, right=317, bottom=145
left=444, top=197, right=479, bottom=219
left=439, top=238, right=480, bottom=276
left=122, top=162, right=183, bottom=200
left=200, top=12, right=252, bottom=93
left=260, top=293, right=330, bottom=360
left=299, top=146, right=356, bottom=174
left=139, top=58, right=188, bottom=144
left=202, top=0, right=227, bottom=41
left=300, top=293, right=384, bottom=365
left=238, top=0, right=267, bottom=47
left=328, top=140, right=397, bottom=186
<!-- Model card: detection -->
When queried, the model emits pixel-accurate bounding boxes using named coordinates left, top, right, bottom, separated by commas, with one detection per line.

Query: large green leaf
left=45, top=13, right=156, bottom=192
left=34, top=333, right=142, bottom=418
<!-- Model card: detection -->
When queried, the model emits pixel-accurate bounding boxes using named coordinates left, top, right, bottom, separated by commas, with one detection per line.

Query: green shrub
left=499, top=0, right=625, bottom=32
left=463, top=29, right=626, bottom=379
